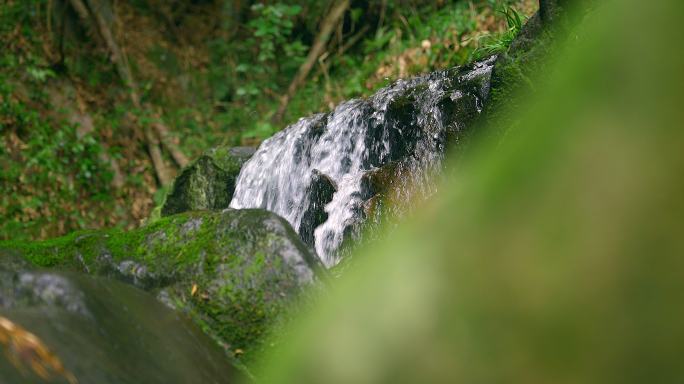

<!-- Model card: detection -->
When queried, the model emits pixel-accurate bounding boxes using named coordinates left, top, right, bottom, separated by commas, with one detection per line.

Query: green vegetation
left=476, top=4, right=525, bottom=56
left=159, top=145, right=252, bottom=217
left=0, top=72, right=116, bottom=240
left=0, top=208, right=318, bottom=363
left=6, top=1, right=679, bottom=382
left=0, top=0, right=535, bottom=241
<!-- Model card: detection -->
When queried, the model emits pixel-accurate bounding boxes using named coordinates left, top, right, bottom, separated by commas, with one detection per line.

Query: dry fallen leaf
left=0, top=316, right=78, bottom=384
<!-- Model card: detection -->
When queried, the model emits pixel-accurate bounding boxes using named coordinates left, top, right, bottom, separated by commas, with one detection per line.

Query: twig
left=308, top=23, right=370, bottom=97
left=152, top=120, right=189, bottom=168
left=273, top=0, right=350, bottom=124
left=144, top=119, right=172, bottom=185
left=338, top=24, right=370, bottom=56
left=68, top=0, right=184, bottom=185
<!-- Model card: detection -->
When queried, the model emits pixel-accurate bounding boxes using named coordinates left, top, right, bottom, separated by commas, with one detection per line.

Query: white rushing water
left=230, top=57, right=495, bottom=267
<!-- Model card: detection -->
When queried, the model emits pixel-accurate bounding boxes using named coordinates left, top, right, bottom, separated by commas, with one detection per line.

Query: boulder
left=359, top=160, right=419, bottom=222
left=360, top=161, right=405, bottom=198
left=161, top=146, right=255, bottom=216
left=0, top=253, right=240, bottom=384
left=485, top=5, right=575, bottom=133
left=298, top=170, right=337, bottom=247
left=0, top=208, right=321, bottom=362
left=440, top=58, right=497, bottom=146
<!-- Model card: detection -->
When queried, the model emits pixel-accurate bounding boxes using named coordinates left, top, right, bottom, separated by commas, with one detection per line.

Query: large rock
left=484, top=5, right=576, bottom=132
left=0, top=208, right=321, bottom=362
left=299, top=170, right=337, bottom=247
left=161, top=146, right=255, bottom=216
left=0, top=253, right=240, bottom=384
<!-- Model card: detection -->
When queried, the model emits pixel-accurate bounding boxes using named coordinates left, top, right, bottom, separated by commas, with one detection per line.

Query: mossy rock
left=359, top=160, right=418, bottom=218
left=484, top=10, right=563, bottom=135
left=161, top=146, right=255, bottom=217
left=0, top=253, right=241, bottom=383
left=0, top=208, right=321, bottom=363
left=360, top=161, right=404, bottom=198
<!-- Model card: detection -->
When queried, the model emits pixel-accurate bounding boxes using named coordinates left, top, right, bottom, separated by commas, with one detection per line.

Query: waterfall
left=230, top=57, right=495, bottom=267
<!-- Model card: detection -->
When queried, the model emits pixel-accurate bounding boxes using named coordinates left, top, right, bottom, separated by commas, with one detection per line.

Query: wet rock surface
left=231, top=57, right=496, bottom=266
left=0, top=254, right=240, bottom=384
left=299, top=170, right=337, bottom=248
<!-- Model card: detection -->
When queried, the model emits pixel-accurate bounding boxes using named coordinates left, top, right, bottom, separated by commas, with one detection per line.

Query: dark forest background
left=0, top=0, right=535, bottom=240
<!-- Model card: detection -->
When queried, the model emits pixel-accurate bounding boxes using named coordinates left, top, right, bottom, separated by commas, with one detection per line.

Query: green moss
left=205, top=146, right=244, bottom=173
left=484, top=13, right=559, bottom=135
left=0, top=209, right=317, bottom=364
left=160, top=146, right=254, bottom=217
left=35, top=213, right=199, bottom=267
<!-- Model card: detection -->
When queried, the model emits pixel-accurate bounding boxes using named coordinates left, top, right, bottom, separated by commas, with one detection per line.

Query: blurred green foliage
left=254, top=0, right=684, bottom=382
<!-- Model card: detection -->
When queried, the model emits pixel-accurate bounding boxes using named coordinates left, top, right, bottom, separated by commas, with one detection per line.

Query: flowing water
left=231, top=57, right=496, bottom=267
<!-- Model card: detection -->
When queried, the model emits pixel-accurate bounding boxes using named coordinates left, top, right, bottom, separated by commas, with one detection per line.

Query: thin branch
left=152, top=120, right=189, bottom=168
left=68, top=0, right=186, bottom=185
left=338, top=24, right=370, bottom=56
left=273, top=0, right=350, bottom=124
left=144, top=119, right=172, bottom=185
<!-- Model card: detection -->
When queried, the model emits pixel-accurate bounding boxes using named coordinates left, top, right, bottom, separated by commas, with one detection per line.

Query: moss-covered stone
left=361, top=161, right=403, bottom=198
left=161, top=146, right=255, bottom=216
left=484, top=10, right=566, bottom=135
left=0, top=208, right=320, bottom=363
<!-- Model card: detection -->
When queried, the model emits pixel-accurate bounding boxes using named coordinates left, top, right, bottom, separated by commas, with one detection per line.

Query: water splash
left=231, top=57, right=496, bottom=267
